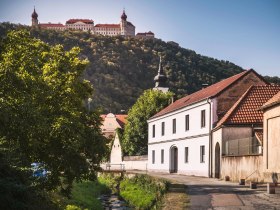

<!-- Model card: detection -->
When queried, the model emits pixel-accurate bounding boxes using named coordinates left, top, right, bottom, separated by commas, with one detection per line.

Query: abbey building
left=31, top=7, right=154, bottom=38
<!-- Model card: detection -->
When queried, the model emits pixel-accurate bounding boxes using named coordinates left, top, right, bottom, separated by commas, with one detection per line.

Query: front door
left=215, top=142, right=221, bottom=178
left=170, top=146, right=178, bottom=173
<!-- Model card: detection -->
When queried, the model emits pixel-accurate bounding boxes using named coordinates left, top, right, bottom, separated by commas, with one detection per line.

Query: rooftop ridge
left=215, top=85, right=280, bottom=127
left=151, top=70, right=253, bottom=119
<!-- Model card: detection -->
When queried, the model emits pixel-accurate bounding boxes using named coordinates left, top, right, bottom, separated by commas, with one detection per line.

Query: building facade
left=100, top=113, right=127, bottom=139
left=136, top=31, right=155, bottom=39
left=261, top=91, right=280, bottom=182
left=65, top=19, right=94, bottom=31
left=212, top=86, right=280, bottom=181
left=31, top=8, right=137, bottom=37
left=148, top=70, right=268, bottom=177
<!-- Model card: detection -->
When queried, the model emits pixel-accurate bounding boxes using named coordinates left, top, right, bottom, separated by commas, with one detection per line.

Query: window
left=201, top=110, right=206, bottom=128
left=161, top=122, right=165, bottom=136
left=152, top=124, right=155, bottom=138
left=172, top=118, right=176, bottom=134
left=152, top=150, right=155, bottom=164
left=161, top=149, right=164, bottom=164
left=200, top=145, right=205, bottom=163
left=185, top=147, right=189, bottom=163
left=185, top=114, right=189, bottom=131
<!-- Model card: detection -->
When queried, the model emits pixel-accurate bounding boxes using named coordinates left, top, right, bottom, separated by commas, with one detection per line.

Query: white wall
left=123, top=160, right=148, bottom=171
left=148, top=100, right=211, bottom=143
left=110, top=134, right=122, bottom=164
left=148, top=99, right=213, bottom=177
left=148, top=136, right=209, bottom=176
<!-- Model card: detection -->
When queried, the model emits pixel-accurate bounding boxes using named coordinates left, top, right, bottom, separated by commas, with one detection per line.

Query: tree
left=122, top=89, right=173, bottom=155
left=0, top=30, right=106, bottom=193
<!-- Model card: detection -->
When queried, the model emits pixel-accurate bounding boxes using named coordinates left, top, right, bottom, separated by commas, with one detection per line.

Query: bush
left=119, top=174, right=168, bottom=209
left=64, top=180, right=110, bottom=210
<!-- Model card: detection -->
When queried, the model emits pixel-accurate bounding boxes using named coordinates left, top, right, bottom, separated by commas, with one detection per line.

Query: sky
left=0, top=0, right=279, bottom=77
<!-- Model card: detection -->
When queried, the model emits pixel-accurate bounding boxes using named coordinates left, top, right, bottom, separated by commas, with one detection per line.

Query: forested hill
left=1, top=22, right=279, bottom=112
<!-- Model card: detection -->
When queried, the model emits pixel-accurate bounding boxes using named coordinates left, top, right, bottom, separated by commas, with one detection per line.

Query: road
left=143, top=172, right=280, bottom=210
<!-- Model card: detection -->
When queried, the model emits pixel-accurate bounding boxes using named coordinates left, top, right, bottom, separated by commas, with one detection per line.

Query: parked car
left=31, top=162, right=48, bottom=178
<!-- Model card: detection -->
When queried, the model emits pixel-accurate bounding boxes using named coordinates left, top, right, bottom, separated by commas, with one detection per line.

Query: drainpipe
left=207, top=98, right=212, bottom=178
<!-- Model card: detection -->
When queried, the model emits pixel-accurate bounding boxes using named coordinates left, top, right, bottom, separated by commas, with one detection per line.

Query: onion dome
left=121, top=10, right=127, bottom=21
left=32, top=7, right=38, bottom=19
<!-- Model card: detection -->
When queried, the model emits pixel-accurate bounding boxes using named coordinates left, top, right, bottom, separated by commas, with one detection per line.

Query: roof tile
left=152, top=70, right=253, bottom=119
left=217, top=85, right=280, bottom=126
left=95, top=24, right=120, bottom=28
left=261, top=90, right=280, bottom=109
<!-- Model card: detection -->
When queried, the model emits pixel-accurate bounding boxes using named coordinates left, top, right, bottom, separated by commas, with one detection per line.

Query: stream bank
left=98, top=172, right=168, bottom=209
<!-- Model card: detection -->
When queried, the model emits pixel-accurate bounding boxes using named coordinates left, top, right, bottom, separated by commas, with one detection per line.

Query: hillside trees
left=122, top=89, right=173, bottom=155
left=1, top=23, right=279, bottom=113
left=0, top=30, right=106, bottom=194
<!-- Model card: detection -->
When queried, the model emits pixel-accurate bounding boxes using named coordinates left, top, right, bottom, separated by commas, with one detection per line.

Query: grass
left=119, top=174, right=168, bottom=209
left=120, top=179, right=155, bottom=209
left=50, top=179, right=110, bottom=210
left=69, top=180, right=110, bottom=210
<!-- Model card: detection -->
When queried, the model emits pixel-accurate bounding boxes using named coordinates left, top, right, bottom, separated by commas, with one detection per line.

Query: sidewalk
left=130, top=171, right=280, bottom=210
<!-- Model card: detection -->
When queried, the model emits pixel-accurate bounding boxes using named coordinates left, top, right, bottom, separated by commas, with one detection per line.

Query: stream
left=99, top=193, right=133, bottom=209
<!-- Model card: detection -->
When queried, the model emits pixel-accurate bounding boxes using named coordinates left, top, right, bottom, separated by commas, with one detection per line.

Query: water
left=99, top=194, right=133, bottom=210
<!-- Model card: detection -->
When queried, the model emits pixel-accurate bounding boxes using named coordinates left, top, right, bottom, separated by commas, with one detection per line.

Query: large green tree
left=0, top=30, right=106, bottom=193
left=123, top=89, right=173, bottom=155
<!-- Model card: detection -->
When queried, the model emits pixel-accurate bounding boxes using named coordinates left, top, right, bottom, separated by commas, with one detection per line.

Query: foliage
left=119, top=174, right=168, bottom=209
left=66, top=180, right=109, bottom=210
left=0, top=30, right=106, bottom=195
left=98, top=173, right=123, bottom=194
left=65, top=205, right=83, bottom=210
left=123, top=89, right=173, bottom=155
left=1, top=23, right=279, bottom=114
left=264, top=76, right=280, bottom=85
left=0, top=153, right=58, bottom=210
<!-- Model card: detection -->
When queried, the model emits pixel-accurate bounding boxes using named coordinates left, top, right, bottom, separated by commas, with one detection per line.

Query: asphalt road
left=144, top=172, right=280, bottom=210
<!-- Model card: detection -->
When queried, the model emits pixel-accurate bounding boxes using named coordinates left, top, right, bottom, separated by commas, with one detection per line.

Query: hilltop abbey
left=31, top=7, right=154, bottom=38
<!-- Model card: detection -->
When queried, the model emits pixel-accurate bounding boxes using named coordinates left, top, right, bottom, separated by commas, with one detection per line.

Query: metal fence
left=223, top=137, right=262, bottom=156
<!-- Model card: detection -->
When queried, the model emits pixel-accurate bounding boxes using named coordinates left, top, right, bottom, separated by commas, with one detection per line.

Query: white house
left=147, top=69, right=268, bottom=177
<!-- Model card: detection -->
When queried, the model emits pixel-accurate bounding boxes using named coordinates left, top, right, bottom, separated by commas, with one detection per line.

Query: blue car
left=31, top=162, right=48, bottom=178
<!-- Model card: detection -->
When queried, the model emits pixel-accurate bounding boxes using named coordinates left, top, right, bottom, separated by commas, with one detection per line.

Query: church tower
left=31, top=7, right=38, bottom=27
left=153, top=57, right=169, bottom=93
left=120, top=9, right=127, bottom=36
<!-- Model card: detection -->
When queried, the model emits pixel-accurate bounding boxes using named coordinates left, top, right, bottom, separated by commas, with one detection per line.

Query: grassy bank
left=50, top=179, right=110, bottom=210
left=99, top=173, right=169, bottom=209
left=120, top=174, right=168, bottom=209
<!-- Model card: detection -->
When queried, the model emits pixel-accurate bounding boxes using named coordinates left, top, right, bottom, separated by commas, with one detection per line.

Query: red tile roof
left=40, top=23, right=65, bottom=27
left=116, top=115, right=128, bottom=127
left=100, top=113, right=128, bottom=129
left=151, top=69, right=262, bottom=119
left=95, top=24, right=120, bottom=28
left=216, top=85, right=280, bottom=126
left=66, top=19, right=94, bottom=24
left=261, top=90, right=280, bottom=110
left=255, top=130, right=263, bottom=144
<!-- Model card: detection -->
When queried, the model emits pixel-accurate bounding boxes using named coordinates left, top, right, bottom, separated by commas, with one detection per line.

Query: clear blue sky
left=0, top=0, right=279, bottom=77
